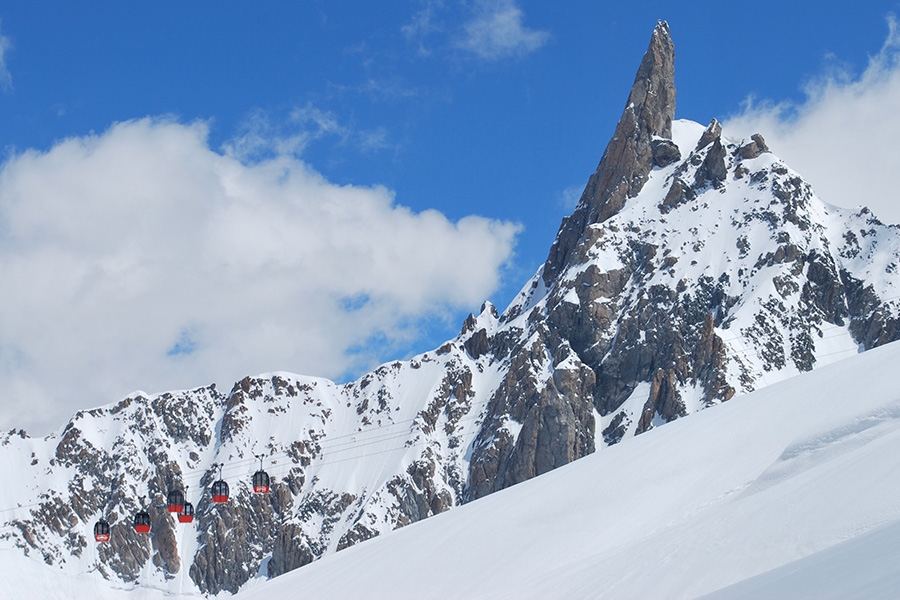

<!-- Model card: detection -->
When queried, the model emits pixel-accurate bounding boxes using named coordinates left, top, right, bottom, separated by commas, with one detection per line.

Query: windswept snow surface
left=0, top=549, right=185, bottom=600
left=235, top=340, right=900, bottom=599
left=699, top=520, right=900, bottom=599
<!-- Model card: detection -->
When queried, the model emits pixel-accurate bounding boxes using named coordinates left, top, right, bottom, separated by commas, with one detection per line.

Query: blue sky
left=1, top=1, right=899, bottom=434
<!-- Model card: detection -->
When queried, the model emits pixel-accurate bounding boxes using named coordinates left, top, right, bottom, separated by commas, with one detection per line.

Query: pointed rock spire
left=543, top=21, right=676, bottom=285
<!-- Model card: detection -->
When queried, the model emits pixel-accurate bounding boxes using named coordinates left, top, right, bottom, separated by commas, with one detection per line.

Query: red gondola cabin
left=133, top=510, right=151, bottom=534
left=94, top=519, right=110, bottom=542
left=252, top=469, right=270, bottom=494
left=211, top=479, right=229, bottom=503
left=178, top=502, right=194, bottom=523
left=167, top=489, right=185, bottom=513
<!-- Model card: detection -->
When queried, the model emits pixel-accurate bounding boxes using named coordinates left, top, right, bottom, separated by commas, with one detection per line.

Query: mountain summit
left=545, top=20, right=676, bottom=283
left=2, top=23, right=900, bottom=596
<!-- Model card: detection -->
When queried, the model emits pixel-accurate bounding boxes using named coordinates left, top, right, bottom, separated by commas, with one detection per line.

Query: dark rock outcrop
left=695, top=118, right=722, bottom=151
left=738, top=133, right=770, bottom=159
left=651, top=139, right=681, bottom=167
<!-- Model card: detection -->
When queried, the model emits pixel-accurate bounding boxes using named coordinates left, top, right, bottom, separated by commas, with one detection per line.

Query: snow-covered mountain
left=233, top=333, right=900, bottom=600
left=2, top=21, right=900, bottom=596
left=6, top=312, right=900, bottom=599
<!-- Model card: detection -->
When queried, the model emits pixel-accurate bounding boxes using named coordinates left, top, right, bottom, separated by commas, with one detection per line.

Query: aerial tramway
left=93, top=519, right=110, bottom=542
left=252, top=455, right=270, bottom=494
left=90, top=411, right=451, bottom=544
left=211, top=463, right=229, bottom=503
left=114, top=461, right=253, bottom=540
left=133, top=508, right=151, bottom=534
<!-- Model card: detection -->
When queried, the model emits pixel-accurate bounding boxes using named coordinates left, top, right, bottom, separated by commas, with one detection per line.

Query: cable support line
left=169, top=421, right=424, bottom=481
left=247, top=413, right=485, bottom=479
left=0, top=499, right=52, bottom=516
left=217, top=413, right=484, bottom=477
left=721, top=343, right=860, bottom=361
left=312, top=427, right=423, bottom=452
left=320, top=430, right=442, bottom=458
left=115, top=409, right=489, bottom=493
left=287, top=437, right=444, bottom=471
left=263, top=419, right=485, bottom=479
left=813, top=347, right=861, bottom=360
left=316, top=412, right=485, bottom=453
left=280, top=414, right=423, bottom=445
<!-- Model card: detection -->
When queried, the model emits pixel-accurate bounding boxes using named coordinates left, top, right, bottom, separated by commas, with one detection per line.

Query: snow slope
left=230, top=339, right=900, bottom=599
left=699, top=520, right=900, bottom=599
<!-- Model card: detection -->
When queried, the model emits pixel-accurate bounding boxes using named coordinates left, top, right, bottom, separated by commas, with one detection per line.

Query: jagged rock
left=544, top=21, right=676, bottom=284
left=695, top=118, right=722, bottom=150
left=737, top=133, right=770, bottom=159
left=691, top=313, right=735, bottom=403
left=660, top=177, right=696, bottom=213
left=267, top=524, right=315, bottom=578
left=651, top=138, right=681, bottom=167
left=466, top=339, right=596, bottom=500
left=464, top=328, right=491, bottom=359
left=636, top=368, right=683, bottom=434
left=150, top=504, right=179, bottom=574
left=752, top=133, right=769, bottom=152
left=696, top=137, right=728, bottom=186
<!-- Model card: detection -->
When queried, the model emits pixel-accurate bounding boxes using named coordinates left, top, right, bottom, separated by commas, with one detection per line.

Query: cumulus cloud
left=724, top=15, right=900, bottom=225
left=0, top=118, right=520, bottom=435
left=0, top=21, right=12, bottom=92
left=456, top=0, right=549, bottom=60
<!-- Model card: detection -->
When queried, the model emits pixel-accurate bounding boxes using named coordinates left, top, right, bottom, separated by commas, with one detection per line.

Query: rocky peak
left=543, top=21, right=676, bottom=285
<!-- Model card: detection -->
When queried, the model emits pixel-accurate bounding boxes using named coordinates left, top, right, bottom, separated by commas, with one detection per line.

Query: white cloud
left=557, top=184, right=583, bottom=211
left=724, top=15, right=900, bottom=225
left=456, top=0, right=549, bottom=61
left=0, top=118, right=520, bottom=435
left=402, top=0, right=445, bottom=57
left=0, top=20, right=12, bottom=92
left=225, top=104, right=394, bottom=162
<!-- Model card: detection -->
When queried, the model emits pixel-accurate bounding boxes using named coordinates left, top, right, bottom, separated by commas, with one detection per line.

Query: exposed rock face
left=696, top=134, right=728, bottom=186
left=467, top=334, right=596, bottom=499
left=544, top=21, right=676, bottom=285
left=4, top=21, right=900, bottom=598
